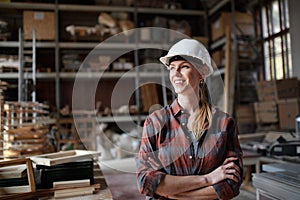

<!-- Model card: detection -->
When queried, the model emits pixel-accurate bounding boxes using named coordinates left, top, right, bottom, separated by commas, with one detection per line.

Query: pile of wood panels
left=1, top=101, right=55, bottom=159
left=0, top=150, right=111, bottom=199
left=0, top=81, right=8, bottom=157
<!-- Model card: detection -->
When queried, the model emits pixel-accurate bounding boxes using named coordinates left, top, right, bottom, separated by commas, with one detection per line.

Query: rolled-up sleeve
left=136, top=117, right=166, bottom=197
left=213, top=118, right=243, bottom=200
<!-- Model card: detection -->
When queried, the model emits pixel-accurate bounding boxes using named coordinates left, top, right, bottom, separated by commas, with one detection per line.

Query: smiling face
left=169, top=60, right=203, bottom=96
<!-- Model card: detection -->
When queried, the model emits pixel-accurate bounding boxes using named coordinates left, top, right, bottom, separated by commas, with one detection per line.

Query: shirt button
left=189, top=156, right=193, bottom=159
left=182, top=123, right=185, bottom=126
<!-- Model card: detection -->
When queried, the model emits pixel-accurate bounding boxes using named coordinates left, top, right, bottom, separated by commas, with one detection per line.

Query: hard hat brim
left=159, top=54, right=214, bottom=77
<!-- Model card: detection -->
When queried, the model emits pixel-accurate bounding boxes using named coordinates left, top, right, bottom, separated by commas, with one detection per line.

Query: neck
left=178, top=94, right=199, bottom=115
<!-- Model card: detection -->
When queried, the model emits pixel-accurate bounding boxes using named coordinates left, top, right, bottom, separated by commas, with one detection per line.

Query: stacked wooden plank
left=31, top=150, right=105, bottom=199
left=0, top=150, right=111, bottom=199
left=1, top=101, right=55, bottom=159
left=0, top=81, right=9, bottom=157
left=255, top=78, right=299, bottom=131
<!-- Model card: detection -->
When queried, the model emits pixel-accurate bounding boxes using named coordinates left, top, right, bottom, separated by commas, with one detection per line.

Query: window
left=262, top=0, right=292, bottom=80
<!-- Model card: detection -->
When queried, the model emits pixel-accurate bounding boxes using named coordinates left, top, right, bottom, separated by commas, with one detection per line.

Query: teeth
left=174, top=80, right=183, bottom=84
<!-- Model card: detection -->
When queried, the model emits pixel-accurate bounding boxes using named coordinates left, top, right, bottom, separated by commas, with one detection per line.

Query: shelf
left=59, top=42, right=136, bottom=49
left=0, top=72, right=168, bottom=79
left=0, top=72, right=56, bottom=79
left=60, top=71, right=168, bottom=79
left=137, top=7, right=205, bottom=16
left=58, top=4, right=134, bottom=12
left=0, top=1, right=203, bottom=117
left=0, top=2, right=55, bottom=10
left=0, top=2, right=204, bottom=16
left=0, top=41, right=169, bottom=49
left=0, top=41, right=56, bottom=48
left=59, top=72, right=128, bottom=79
left=210, top=36, right=226, bottom=50
left=97, top=115, right=147, bottom=123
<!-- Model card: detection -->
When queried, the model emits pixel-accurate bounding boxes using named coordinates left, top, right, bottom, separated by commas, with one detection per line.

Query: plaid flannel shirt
left=136, top=99, right=243, bottom=200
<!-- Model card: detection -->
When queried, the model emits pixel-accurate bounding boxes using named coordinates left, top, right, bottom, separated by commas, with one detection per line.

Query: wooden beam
left=224, top=25, right=231, bottom=114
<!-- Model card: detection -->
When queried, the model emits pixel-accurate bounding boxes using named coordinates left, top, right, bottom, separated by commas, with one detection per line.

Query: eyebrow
left=169, top=61, right=192, bottom=67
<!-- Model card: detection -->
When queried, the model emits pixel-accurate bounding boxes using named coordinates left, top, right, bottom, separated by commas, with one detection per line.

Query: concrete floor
left=100, top=158, right=256, bottom=200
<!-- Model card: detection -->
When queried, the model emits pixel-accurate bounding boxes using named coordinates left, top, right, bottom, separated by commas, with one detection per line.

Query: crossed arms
left=148, top=156, right=241, bottom=200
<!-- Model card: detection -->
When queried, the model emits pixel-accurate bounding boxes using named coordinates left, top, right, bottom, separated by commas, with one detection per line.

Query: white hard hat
left=160, top=38, right=213, bottom=76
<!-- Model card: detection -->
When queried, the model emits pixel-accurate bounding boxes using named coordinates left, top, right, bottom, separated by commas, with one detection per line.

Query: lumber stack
left=0, top=81, right=9, bottom=157
left=1, top=101, right=55, bottom=159
left=0, top=150, right=111, bottom=199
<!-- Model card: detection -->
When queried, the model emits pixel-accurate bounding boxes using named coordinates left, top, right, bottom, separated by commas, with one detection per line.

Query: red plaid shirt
left=136, top=99, right=243, bottom=200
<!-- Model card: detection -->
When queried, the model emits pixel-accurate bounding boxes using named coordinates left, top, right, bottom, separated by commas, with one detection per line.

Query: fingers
left=226, top=168, right=241, bottom=182
left=224, top=161, right=240, bottom=173
left=222, top=157, right=238, bottom=165
left=222, top=158, right=241, bottom=183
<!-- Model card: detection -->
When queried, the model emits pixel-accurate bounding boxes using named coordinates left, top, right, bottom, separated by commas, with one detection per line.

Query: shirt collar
left=170, top=98, right=182, bottom=117
left=170, top=98, right=217, bottom=116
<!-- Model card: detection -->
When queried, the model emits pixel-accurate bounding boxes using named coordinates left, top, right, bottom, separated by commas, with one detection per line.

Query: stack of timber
left=1, top=101, right=55, bottom=159
left=0, top=150, right=112, bottom=199
left=0, top=81, right=9, bottom=157
left=0, top=158, right=36, bottom=199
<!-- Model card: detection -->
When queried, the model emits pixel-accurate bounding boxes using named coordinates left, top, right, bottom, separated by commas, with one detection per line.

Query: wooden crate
left=277, top=78, right=299, bottom=99
left=23, top=11, right=55, bottom=40
left=254, top=101, right=278, bottom=124
left=257, top=78, right=299, bottom=102
left=256, top=80, right=277, bottom=101
left=277, top=98, right=300, bottom=130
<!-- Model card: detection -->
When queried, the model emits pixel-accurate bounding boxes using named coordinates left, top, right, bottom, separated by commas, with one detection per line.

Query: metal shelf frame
left=0, top=1, right=206, bottom=122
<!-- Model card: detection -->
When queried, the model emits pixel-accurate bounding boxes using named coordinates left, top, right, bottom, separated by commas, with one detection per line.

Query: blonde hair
left=190, top=81, right=212, bottom=139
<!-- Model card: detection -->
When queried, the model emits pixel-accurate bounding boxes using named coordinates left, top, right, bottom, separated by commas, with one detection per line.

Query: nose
left=172, top=67, right=182, bottom=76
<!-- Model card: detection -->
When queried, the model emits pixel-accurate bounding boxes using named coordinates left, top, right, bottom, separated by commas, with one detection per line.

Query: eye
left=169, top=66, right=175, bottom=71
left=181, top=65, right=190, bottom=69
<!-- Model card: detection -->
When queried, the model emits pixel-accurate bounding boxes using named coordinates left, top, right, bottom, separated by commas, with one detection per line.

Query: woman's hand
left=206, top=157, right=241, bottom=185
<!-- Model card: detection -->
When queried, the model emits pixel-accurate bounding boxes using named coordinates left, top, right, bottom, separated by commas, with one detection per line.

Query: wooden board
left=0, top=164, right=27, bottom=179
left=30, top=150, right=101, bottom=166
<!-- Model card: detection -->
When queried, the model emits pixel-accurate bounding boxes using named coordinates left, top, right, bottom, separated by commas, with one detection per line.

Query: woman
left=136, top=39, right=243, bottom=200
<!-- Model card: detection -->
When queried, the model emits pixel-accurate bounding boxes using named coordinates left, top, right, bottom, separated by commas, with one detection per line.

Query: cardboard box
left=276, top=78, right=299, bottom=99
left=211, top=12, right=254, bottom=41
left=277, top=98, right=300, bottom=130
left=257, top=78, right=299, bottom=101
left=23, top=11, right=55, bottom=40
left=254, top=101, right=278, bottom=124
